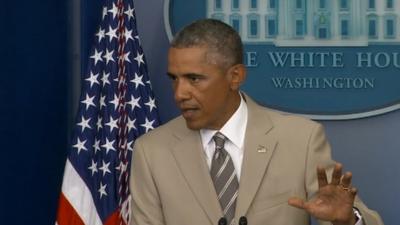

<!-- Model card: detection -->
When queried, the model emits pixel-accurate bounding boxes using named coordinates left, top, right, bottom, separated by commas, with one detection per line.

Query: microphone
left=239, top=216, right=247, bottom=225
left=218, top=217, right=227, bottom=225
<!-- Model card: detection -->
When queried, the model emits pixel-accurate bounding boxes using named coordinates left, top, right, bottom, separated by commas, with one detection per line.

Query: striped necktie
left=210, top=132, right=239, bottom=225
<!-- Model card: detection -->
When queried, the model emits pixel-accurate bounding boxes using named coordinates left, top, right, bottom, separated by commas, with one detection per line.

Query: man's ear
left=228, top=64, right=246, bottom=91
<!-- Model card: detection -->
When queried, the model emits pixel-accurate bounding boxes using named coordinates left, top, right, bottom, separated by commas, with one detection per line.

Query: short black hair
left=171, top=19, right=243, bottom=70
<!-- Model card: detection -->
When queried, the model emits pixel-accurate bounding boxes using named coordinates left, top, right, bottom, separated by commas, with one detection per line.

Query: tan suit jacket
left=130, top=95, right=383, bottom=225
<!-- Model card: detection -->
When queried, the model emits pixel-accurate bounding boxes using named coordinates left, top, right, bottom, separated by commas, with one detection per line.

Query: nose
left=174, top=79, right=191, bottom=103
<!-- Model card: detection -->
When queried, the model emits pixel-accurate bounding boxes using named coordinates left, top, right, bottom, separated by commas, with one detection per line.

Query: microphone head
left=239, top=216, right=247, bottom=225
left=218, top=217, right=227, bottom=225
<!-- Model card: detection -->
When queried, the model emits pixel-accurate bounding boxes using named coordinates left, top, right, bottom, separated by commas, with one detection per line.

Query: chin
left=184, top=120, right=204, bottom=131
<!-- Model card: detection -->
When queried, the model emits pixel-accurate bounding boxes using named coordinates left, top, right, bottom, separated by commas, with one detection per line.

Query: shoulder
left=270, top=110, right=325, bottom=143
left=244, top=92, right=321, bottom=132
left=133, top=115, right=191, bottom=151
left=265, top=108, right=321, bottom=130
left=250, top=101, right=324, bottom=140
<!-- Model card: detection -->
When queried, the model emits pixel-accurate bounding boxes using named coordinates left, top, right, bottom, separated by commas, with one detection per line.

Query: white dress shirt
left=200, top=95, right=247, bottom=181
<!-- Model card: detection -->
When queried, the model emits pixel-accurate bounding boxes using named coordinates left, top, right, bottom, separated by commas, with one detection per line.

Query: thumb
left=288, top=197, right=306, bottom=209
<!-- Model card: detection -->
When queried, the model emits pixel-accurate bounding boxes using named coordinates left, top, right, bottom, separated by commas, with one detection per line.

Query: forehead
left=167, top=47, right=208, bottom=74
left=168, top=46, right=225, bottom=74
left=168, top=47, right=207, bottom=65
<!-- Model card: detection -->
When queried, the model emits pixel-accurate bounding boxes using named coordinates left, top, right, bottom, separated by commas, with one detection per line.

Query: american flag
left=56, top=0, right=160, bottom=225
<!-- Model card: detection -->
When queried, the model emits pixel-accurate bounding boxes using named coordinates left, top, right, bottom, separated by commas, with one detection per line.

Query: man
left=130, top=19, right=383, bottom=225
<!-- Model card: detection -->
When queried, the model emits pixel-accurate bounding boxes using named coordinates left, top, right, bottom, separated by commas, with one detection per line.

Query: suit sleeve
left=130, top=138, right=165, bottom=225
left=304, top=123, right=384, bottom=225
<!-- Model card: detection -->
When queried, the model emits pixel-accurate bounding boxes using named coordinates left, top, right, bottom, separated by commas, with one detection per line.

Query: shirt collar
left=200, top=94, right=248, bottom=149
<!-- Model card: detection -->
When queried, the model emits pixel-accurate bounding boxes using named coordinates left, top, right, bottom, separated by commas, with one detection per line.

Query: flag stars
left=140, top=118, right=155, bottom=132
left=73, top=138, right=88, bottom=154
left=93, top=138, right=101, bottom=153
left=127, top=95, right=141, bottom=110
left=108, top=3, right=118, bottom=19
left=100, top=95, right=106, bottom=110
left=109, top=94, right=120, bottom=111
left=124, top=5, right=135, bottom=20
left=127, top=117, right=137, bottom=132
left=105, top=116, right=119, bottom=133
left=145, top=97, right=157, bottom=112
left=96, top=28, right=105, bottom=43
left=81, top=94, right=96, bottom=110
left=130, top=73, right=145, bottom=89
left=123, top=51, right=131, bottom=63
left=101, top=71, right=111, bottom=87
left=99, top=160, right=111, bottom=176
left=85, top=71, right=100, bottom=88
left=124, top=28, right=134, bottom=43
left=98, top=182, right=107, bottom=199
left=102, top=6, right=108, bottom=19
left=77, top=116, right=92, bottom=132
left=88, top=160, right=98, bottom=176
left=96, top=116, right=103, bottom=131
left=127, top=140, right=134, bottom=152
left=106, top=25, right=118, bottom=42
left=63, top=0, right=160, bottom=211
left=103, top=49, right=115, bottom=64
left=134, top=51, right=145, bottom=67
left=62, top=1, right=158, bottom=207
left=101, top=137, right=116, bottom=153
left=90, top=49, right=103, bottom=66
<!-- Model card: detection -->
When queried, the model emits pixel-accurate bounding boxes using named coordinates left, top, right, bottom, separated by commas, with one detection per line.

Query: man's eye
left=167, top=74, right=177, bottom=81
left=189, top=76, right=202, bottom=82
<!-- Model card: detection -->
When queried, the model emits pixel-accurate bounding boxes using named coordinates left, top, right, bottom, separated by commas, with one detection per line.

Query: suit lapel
left=235, top=95, right=278, bottom=218
left=168, top=95, right=279, bottom=222
left=170, top=124, right=222, bottom=224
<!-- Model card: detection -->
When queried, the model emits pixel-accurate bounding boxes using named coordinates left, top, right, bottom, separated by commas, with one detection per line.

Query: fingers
left=331, top=163, right=343, bottom=185
left=288, top=197, right=305, bottom=209
left=340, top=171, right=353, bottom=188
left=317, top=165, right=328, bottom=188
left=318, top=163, right=358, bottom=197
left=288, top=197, right=319, bottom=216
left=350, top=187, right=358, bottom=196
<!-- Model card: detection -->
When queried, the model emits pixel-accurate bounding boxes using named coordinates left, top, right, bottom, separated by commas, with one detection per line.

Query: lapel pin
left=257, top=145, right=267, bottom=153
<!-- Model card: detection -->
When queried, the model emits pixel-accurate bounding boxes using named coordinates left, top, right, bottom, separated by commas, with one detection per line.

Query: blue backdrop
left=1, top=0, right=398, bottom=225
left=0, top=0, right=69, bottom=224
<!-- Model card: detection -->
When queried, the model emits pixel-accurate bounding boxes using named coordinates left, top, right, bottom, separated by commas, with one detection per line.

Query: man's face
left=167, top=46, right=242, bottom=130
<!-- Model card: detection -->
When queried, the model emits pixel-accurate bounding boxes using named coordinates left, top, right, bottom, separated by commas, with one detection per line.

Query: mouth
left=180, top=108, right=199, bottom=119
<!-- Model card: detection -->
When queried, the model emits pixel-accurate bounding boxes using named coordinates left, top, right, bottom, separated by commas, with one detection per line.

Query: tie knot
left=213, top=132, right=226, bottom=149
